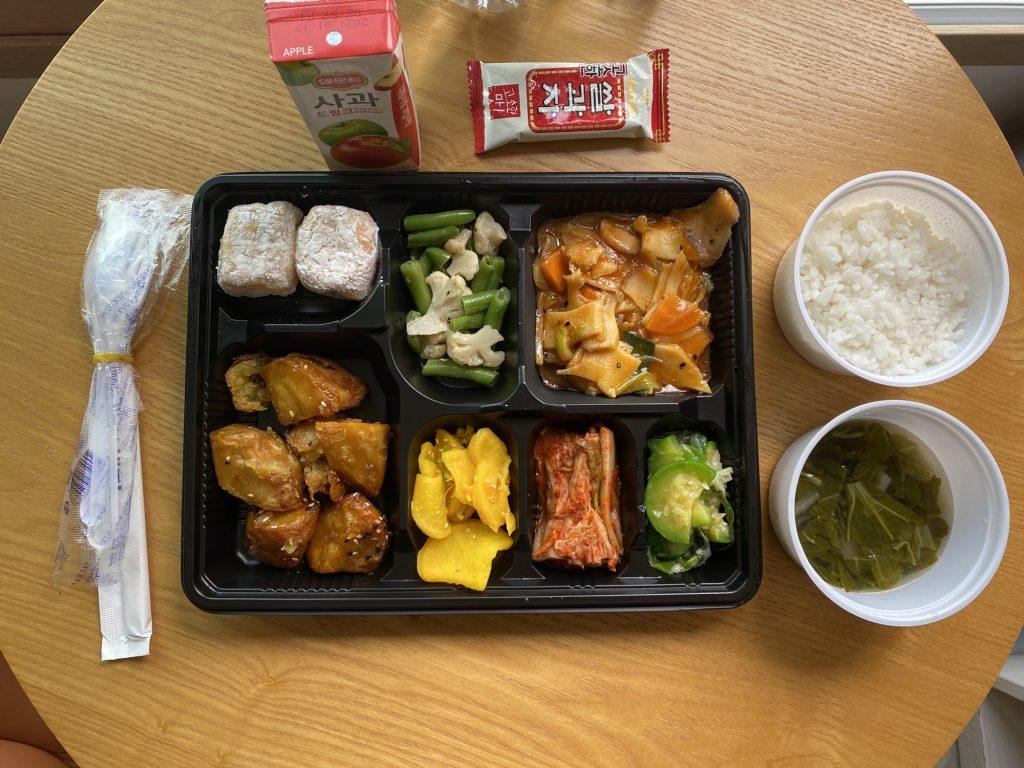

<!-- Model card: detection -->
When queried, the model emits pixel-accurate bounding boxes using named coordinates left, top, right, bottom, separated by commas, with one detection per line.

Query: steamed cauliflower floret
left=446, top=326, right=505, bottom=368
left=445, top=227, right=472, bottom=252
left=444, top=227, right=479, bottom=281
left=420, top=331, right=447, bottom=359
left=406, top=272, right=470, bottom=336
left=448, top=251, right=479, bottom=281
left=473, top=211, right=507, bottom=257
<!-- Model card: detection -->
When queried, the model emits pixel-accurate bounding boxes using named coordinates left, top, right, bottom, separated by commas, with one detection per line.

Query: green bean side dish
left=400, top=209, right=510, bottom=388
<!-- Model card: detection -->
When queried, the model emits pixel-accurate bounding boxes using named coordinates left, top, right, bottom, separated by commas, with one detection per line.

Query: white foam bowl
left=769, top=400, right=1009, bottom=626
left=774, top=171, right=1009, bottom=386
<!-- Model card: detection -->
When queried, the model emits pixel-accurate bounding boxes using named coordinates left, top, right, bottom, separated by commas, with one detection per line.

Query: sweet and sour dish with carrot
left=533, top=189, right=739, bottom=397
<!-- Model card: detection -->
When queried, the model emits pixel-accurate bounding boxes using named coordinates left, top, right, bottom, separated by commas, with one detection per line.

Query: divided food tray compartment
left=182, top=172, right=761, bottom=614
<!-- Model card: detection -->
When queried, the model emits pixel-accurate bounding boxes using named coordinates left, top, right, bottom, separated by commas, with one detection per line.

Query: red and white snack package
left=467, top=50, right=669, bottom=153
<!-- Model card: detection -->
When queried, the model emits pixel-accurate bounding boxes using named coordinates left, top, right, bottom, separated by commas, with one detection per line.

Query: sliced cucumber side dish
left=644, top=431, right=735, bottom=574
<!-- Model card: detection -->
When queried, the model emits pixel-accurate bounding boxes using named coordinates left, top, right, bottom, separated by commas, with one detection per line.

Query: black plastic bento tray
left=181, top=172, right=760, bottom=614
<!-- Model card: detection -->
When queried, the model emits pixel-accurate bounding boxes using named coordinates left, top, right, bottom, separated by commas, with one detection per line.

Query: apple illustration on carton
left=317, top=118, right=387, bottom=147
left=374, top=55, right=403, bottom=91
left=330, top=135, right=412, bottom=168
left=276, top=60, right=320, bottom=86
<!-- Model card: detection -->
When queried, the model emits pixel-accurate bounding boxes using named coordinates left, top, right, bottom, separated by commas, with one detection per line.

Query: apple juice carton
left=265, top=0, right=420, bottom=170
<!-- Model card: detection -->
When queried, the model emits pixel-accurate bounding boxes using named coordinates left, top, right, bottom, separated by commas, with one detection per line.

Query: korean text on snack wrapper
left=55, top=188, right=192, bottom=661
left=467, top=50, right=670, bottom=152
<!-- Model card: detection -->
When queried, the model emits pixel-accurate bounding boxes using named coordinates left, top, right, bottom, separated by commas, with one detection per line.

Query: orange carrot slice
left=653, top=325, right=713, bottom=357
left=643, top=296, right=703, bottom=335
left=539, top=249, right=569, bottom=292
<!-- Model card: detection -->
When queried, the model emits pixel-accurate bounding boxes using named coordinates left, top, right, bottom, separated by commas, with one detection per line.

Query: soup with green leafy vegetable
left=796, top=420, right=949, bottom=591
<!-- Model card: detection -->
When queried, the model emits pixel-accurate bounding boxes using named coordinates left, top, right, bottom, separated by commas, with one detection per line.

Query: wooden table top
left=1, top=1, right=1022, bottom=766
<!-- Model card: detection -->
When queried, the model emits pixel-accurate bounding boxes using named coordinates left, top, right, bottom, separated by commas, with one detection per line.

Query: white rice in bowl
left=799, top=201, right=967, bottom=376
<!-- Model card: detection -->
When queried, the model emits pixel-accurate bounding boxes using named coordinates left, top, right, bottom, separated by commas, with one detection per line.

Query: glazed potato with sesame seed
left=245, top=500, right=320, bottom=568
left=224, top=352, right=272, bottom=412
left=315, top=419, right=390, bottom=497
left=306, top=493, right=390, bottom=574
left=260, top=353, right=367, bottom=425
left=286, top=420, right=348, bottom=502
left=209, top=424, right=306, bottom=511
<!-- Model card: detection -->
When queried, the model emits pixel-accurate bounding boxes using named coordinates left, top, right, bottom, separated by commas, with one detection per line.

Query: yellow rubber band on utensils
left=93, top=352, right=134, bottom=364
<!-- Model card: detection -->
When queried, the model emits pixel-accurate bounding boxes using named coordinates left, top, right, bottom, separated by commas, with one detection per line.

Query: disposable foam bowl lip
left=768, top=400, right=1009, bottom=627
left=773, top=171, right=1009, bottom=387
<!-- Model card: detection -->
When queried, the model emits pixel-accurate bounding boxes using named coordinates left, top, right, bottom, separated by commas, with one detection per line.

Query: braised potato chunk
left=285, top=420, right=323, bottom=463
left=245, top=500, right=320, bottom=568
left=286, top=420, right=346, bottom=501
left=225, top=353, right=272, bottom=412
left=307, top=493, right=389, bottom=574
left=209, top=424, right=306, bottom=511
left=260, top=353, right=367, bottom=425
left=303, top=459, right=346, bottom=502
left=315, top=419, right=390, bottom=497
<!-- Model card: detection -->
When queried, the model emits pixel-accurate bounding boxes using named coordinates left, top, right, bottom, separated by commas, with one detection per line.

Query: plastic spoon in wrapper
left=56, top=188, right=192, bottom=661
left=81, top=210, right=149, bottom=555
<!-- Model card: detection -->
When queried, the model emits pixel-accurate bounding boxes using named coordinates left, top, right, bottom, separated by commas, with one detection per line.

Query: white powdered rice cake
left=216, top=201, right=303, bottom=297
left=295, top=205, right=380, bottom=301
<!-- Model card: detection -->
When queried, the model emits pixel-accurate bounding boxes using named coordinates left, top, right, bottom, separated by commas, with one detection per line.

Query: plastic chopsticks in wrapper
left=55, top=188, right=192, bottom=661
